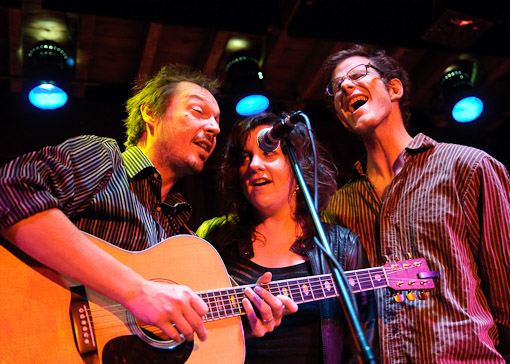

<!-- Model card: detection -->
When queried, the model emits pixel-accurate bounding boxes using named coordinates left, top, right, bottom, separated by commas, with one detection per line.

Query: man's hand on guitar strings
left=123, top=280, right=209, bottom=343
left=242, top=272, right=298, bottom=338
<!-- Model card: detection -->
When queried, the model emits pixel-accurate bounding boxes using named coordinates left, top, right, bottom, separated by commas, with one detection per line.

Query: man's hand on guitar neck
left=242, top=272, right=298, bottom=338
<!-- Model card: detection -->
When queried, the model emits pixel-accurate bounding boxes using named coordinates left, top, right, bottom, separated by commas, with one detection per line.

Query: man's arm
left=465, top=157, right=510, bottom=359
left=1, top=208, right=208, bottom=343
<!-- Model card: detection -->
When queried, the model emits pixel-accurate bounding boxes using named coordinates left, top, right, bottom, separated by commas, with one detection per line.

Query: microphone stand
left=280, top=137, right=377, bottom=364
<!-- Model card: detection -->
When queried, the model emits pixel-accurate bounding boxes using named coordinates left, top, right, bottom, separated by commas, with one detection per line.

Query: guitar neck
left=199, top=266, right=388, bottom=322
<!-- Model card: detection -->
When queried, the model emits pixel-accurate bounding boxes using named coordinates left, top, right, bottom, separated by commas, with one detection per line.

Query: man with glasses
left=321, top=44, right=510, bottom=363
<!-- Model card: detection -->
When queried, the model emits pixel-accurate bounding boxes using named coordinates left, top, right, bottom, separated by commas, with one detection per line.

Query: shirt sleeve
left=322, top=191, right=342, bottom=225
left=463, top=155, right=510, bottom=359
left=0, top=136, right=122, bottom=230
left=196, top=216, right=228, bottom=241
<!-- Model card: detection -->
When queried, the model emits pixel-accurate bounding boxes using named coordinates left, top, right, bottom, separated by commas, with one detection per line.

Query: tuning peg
left=418, top=291, right=430, bottom=300
left=406, top=292, right=417, bottom=301
left=393, top=293, right=404, bottom=303
left=418, top=270, right=440, bottom=279
left=383, top=255, right=389, bottom=264
left=406, top=252, right=412, bottom=259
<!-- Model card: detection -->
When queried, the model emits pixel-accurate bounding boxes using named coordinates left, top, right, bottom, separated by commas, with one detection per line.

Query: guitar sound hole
left=127, top=310, right=184, bottom=349
left=102, top=335, right=193, bottom=364
left=125, top=278, right=188, bottom=350
left=140, top=324, right=170, bottom=341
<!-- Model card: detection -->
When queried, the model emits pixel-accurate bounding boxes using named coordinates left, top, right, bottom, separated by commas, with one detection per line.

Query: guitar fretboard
left=199, top=266, right=388, bottom=322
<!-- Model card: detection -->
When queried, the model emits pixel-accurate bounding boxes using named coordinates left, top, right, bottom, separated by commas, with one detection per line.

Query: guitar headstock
left=383, top=258, right=438, bottom=291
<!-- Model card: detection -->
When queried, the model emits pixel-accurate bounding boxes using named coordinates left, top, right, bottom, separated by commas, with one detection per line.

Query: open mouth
left=194, top=140, right=211, bottom=153
left=349, top=95, right=368, bottom=113
left=252, top=179, right=271, bottom=186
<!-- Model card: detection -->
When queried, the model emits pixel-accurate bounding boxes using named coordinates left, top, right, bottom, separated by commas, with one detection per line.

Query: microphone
left=256, top=111, right=303, bottom=152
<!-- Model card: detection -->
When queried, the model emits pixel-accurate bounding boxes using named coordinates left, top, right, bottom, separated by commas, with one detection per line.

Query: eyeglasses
left=325, top=63, right=384, bottom=97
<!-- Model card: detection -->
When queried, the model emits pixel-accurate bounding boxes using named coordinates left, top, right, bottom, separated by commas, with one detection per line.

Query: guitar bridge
left=70, top=285, right=98, bottom=356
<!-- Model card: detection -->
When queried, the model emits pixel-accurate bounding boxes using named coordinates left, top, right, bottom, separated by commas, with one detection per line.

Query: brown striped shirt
left=0, top=135, right=192, bottom=250
left=323, top=133, right=510, bottom=364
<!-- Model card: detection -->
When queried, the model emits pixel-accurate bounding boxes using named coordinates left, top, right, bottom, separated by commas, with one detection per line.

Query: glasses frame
left=325, top=63, right=384, bottom=97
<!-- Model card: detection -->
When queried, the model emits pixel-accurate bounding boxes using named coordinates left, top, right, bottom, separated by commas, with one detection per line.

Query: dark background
left=1, top=0, right=509, bottom=229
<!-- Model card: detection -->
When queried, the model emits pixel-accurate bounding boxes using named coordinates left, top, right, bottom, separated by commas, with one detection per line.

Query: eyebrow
left=185, top=94, right=207, bottom=105
left=186, top=93, right=220, bottom=119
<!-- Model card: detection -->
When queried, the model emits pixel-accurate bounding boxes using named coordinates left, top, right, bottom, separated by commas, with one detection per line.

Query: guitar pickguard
left=102, top=336, right=193, bottom=364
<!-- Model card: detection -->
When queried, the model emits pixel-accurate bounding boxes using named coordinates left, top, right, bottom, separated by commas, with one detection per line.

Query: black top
left=219, top=242, right=323, bottom=364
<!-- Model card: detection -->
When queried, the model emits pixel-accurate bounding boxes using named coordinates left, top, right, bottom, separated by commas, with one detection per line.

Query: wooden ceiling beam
left=202, top=30, right=230, bottom=76
left=74, top=14, right=96, bottom=97
left=480, top=57, right=510, bottom=92
left=8, top=7, right=23, bottom=93
left=295, top=41, right=345, bottom=108
left=137, top=22, right=163, bottom=81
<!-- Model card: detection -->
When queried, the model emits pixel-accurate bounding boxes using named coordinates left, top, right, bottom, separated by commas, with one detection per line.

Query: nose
left=204, top=116, right=220, bottom=137
left=249, top=153, right=265, bottom=171
left=335, top=79, right=355, bottom=106
left=340, top=77, right=356, bottom=92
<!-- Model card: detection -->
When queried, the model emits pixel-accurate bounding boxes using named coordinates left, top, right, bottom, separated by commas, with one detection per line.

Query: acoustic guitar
left=0, top=233, right=436, bottom=363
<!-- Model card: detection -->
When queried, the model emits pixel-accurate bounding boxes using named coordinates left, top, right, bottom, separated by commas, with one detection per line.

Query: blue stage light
left=26, top=41, right=73, bottom=110
left=235, top=94, right=270, bottom=116
left=440, top=57, right=484, bottom=123
left=28, top=83, right=68, bottom=110
left=452, top=96, right=483, bottom=123
left=226, top=53, right=270, bottom=116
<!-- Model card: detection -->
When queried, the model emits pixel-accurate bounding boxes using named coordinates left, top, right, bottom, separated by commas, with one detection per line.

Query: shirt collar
left=122, top=146, right=155, bottom=178
left=352, top=133, right=437, bottom=177
left=404, top=133, right=437, bottom=154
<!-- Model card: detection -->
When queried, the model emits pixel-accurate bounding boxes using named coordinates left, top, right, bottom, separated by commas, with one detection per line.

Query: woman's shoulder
left=196, top=215, right=238, bottom=240
left=322, top=222, right=357, bottom=240
left=321, top=223, right=367, bottom=270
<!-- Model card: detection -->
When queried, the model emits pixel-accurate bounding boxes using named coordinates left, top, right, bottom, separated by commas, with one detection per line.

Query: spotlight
left=439, top=56, right=484, bottom=123
left=226, top=54, right=269, bottom=116
left=28, top=82, right=68, bottom=110
left=26, top=40, right=73, bottom=110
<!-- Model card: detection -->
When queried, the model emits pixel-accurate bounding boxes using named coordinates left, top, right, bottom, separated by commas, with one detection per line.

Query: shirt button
left=153, top=172, right=159, bottom=179
left=155, top=206, right=162, bottom=212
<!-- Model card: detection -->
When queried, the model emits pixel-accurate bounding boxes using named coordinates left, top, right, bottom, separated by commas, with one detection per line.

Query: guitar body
left=0, top=241, right=82, bottom=363
left=0, top=234, right=245, bottom=364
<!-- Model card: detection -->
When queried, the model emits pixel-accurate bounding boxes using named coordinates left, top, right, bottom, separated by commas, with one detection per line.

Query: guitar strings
left=82, top=264, right=430, bottom=332
left=201, top=264, right=429, bottom=319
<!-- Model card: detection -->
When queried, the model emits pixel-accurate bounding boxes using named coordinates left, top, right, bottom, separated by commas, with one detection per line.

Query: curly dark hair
left=123, top=64, right=220, bottom=148
left=322, top=44, right=412, bottom=125
left=217, top=112, right=338, bottom=248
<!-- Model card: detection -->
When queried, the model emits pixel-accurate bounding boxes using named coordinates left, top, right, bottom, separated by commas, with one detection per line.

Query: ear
left=140, top=104, right=157, bottom=127
left=388, top=78, right=404, bottom=101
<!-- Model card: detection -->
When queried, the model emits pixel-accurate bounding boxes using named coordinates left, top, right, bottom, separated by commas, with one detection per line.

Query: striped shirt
left=0, top=135, right=192, bottom=250
left=323, top=133, right=510, bottom=364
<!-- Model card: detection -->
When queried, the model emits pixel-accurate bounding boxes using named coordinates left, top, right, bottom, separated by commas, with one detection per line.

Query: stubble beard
left=155, top=141, right=204, bottom=180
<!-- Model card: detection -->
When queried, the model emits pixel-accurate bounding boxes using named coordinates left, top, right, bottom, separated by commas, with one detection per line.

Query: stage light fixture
left=26, top=40, right=74, bottom=110
left=226, top=54, right=269, bottom=116
left=439, top=56, right=484, bottom=123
